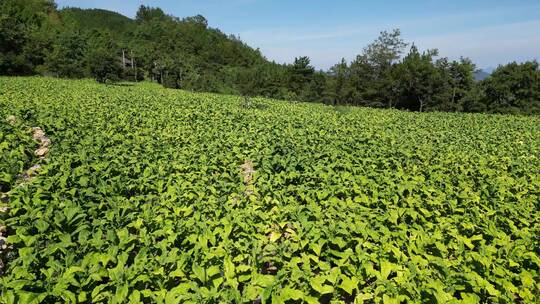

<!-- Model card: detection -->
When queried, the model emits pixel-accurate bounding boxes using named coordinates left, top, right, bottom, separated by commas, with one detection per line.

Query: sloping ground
left=0, top=77, right=539, bottom=303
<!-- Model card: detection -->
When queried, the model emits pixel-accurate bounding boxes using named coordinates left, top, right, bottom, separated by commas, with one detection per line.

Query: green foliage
left=0, top=0, right=58, bottom=75
left=392, top=45, right=442, bottom=112
left=325, top=30, right=537, bottom=115
left=60, top=8, right=135, bottom=38
left=343, top=29, right=409, bottom=108
left=44, top=29, right=87, bottom=78
left=135, top=5, right=167, bottom=24
left=1, top=77, right=539, bottom=303
left=86, top=32, right=123, bottom=83
left=325, top=58, right=352, bottom=105
left=0, top=121, right=35, bottom=193
left=479, top=61, right=540, bottom=114
left=288, top=56, right=317, bottom=101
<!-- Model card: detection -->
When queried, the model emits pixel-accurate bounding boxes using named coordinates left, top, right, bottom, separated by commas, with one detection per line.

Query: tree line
left=1, top=0, right=539, bottom=114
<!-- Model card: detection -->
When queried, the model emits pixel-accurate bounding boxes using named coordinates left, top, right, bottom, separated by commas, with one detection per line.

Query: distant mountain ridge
left=474, top=69, right=491, bottom=81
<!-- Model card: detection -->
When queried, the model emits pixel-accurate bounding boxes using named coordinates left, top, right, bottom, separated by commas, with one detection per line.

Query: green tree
left=0, top=0, right=58, bottom=75
left=426, top=57, right=476, bottom=112
left=86, top=31, right=122, bottom=83
left=135, top=5, right=167, bottom=23
left=349, top=29, right=408, bottom=107
left=183, top=15, right=208, bottom=28
left=462, top=85, right=487, bottom=113
left=445, top=58, right=476, bottom=111
left=325, top=58, right=351, bottom=105
left=393, top=45, right=441, bottom=112
left=288, top=56, right=316, bottom=101
left=45, top=29, right=87, bottom=78
left=479, top=61, right=540, bottom=114
left=359, top=29, right=408, bottom=74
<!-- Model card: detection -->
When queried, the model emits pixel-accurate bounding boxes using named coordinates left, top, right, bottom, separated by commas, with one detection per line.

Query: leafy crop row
left=0, top=77, right=539, bottom=303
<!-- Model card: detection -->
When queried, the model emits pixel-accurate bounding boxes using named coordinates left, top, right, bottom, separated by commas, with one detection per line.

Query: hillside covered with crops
left=0, top=77, right=539, bottom=303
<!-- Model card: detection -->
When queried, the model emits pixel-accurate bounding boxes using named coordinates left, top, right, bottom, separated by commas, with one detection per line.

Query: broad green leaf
left=339, top=275, right=359, bottom=295
left=310, top=276, right=334, bottom=295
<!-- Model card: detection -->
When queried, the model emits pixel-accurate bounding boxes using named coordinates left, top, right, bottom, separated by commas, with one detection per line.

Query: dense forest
left=1, top=0, right=539, bottom=114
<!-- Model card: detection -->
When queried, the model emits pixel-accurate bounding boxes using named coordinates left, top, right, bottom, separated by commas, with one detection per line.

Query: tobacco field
left=0, top=77, right=539, bottom=303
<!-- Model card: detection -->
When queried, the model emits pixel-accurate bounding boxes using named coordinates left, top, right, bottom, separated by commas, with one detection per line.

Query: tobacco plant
left=0, top=77, right=538, bottom=303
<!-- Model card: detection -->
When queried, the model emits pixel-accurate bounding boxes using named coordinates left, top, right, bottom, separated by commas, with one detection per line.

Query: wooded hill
left=60, top=8, right=135, bottom=37
left=1, top=0, right=539, bottom=114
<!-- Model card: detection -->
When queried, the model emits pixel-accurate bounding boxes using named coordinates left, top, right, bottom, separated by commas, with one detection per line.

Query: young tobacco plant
left=0, top=77, right=538, bottom=303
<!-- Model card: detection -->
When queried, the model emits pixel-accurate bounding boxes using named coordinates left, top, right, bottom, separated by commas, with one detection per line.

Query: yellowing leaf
left=380, top=261, right=395, bottom=280
left=310, top=276, right=334, bottom=294
left=269, top=231, right=281, bottom=243
left=339, top=275, right=359, bottom=294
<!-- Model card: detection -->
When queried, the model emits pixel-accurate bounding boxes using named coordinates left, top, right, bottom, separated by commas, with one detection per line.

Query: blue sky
left=56, top=0, right=540, bottom=70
